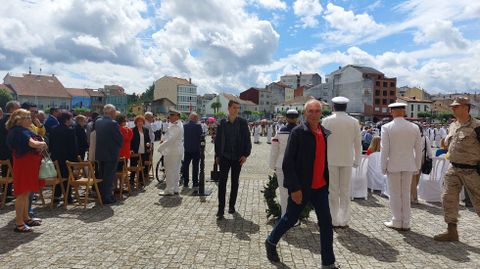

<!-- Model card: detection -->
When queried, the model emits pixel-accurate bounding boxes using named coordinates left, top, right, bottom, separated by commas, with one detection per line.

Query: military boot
left=433, top=223, right=459, bottom=242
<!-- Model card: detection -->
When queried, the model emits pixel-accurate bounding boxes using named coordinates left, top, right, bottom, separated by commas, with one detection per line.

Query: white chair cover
left=366, top=152, right=387, bottom=192
left=418, top=156, right=449, bottom=202
left=350, top=155, right=368, bottom=200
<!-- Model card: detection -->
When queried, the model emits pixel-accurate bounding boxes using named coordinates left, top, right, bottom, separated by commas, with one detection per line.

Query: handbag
left=421, top=136, right=433, bottom=175
left=39, top=150, right=57, bottom=180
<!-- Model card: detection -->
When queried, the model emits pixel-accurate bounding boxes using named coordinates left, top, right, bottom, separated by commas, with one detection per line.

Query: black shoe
left=265, top=239, right=280, bottom=262
left=228, top=207, right=235, bottom=214
left=216, top=210, right=224, bottom=219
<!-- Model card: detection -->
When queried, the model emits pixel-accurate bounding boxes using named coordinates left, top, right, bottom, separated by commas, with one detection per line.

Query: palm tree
left=211, top=101, right=222, bottom=114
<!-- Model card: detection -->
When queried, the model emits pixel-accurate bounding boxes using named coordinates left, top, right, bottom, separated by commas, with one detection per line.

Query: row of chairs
left=0, top=151, right=154, bottom=209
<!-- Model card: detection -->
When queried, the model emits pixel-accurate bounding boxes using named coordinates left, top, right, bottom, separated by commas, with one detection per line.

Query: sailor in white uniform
left=253, top=123, right=261, bottom=144
left=381, top=102, right=422, bottom=231
left=269, top=109, right=299, bottom=217
left=158, top=108, right=184, bottom=195
left=321, top=96, right=362, bottom=228
left=266, top=124, right=273, bottom=144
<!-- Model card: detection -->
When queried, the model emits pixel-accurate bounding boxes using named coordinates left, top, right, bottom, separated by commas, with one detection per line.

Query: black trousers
left=218, top=157, right=242, bottom=211
left=182, top=151, right=200, bottom=186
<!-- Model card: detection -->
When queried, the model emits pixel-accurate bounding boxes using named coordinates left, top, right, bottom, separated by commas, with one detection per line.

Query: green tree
left=214, top=111, right=226, bottom=119
left=322, top=108, right=332, bottom=117
left=211, top=101, right=222, bottom=114
left=417, top=111, right=429, bottom=119
left=139, top=83, right=154, bottom=102
left=0, top=88, right=13, bottom=110
left=436, top=112, right=453, bottom=123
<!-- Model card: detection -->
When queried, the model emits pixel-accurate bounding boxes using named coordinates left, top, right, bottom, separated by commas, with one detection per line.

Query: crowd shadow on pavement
left=281, top=221, right=321, bottom=254
left=352, top=193, right=385, bottom=208
left=0, top=219, right=41, bottom=255
left=34, top=204, right=115, bottom=223
left=337, top=228, right=399, bottom=262
left=216, top=212, right=260, bottom=241
left=411, top=202, right=444, bottom=216
left=157, top=196, right=183, bottom=208
left=402, top=231, right=480, bottom=262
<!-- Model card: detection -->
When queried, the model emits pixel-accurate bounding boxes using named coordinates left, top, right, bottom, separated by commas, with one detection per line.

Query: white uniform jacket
left=158, top=120, right=184, bottom=156
left=269, top=127, right=292, bottom=169
left=321, top=112, right=362, bottom=167
left=380, top=118, right=422, bottom=173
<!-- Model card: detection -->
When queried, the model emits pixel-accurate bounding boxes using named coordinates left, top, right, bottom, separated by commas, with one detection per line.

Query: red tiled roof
left=398, top=97, right=433, bottom=103
left=65, top=88, right=90, bottom=97
left=166, top=76, right=194, bottom=86
left=0, top=83, right=15, bottom=95
left=5, top=74, right=70, bottom=98
left=85, top=88, right=105, bottom=97
left=104, top=85, right=126, bottom=96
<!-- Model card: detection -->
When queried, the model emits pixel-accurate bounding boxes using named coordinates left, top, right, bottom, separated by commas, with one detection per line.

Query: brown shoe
left=434, top=223, right=458, bottom=242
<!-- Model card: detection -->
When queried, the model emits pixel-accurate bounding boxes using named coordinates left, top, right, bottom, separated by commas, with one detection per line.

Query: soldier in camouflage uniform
left=434, top=97, right=480, bottom=242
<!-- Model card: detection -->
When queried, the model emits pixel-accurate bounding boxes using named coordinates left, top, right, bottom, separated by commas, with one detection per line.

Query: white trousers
left=328, top=166, right=352, bottom=226
left=275, top=169, right=289, bottom=217
left=387, top=172, right=413, bottom=228
left=254, top=134, right=260, bottom=143
left=164, top=154, right=182, bottom=194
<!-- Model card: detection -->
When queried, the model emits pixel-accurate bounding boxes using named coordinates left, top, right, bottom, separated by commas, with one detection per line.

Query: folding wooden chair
left=127, top=153, right=144, bottom=190
left=0, top=160, right=13, bottom=208
left=39, top=161, right=67, bottom=209
left=115, top=157, right=130, bottom=200
left=142, top=151, right=154, bottom=181
left=65, top=161, right=103, bottom=208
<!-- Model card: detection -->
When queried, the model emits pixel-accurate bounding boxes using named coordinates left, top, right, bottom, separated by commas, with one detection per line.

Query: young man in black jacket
left=214, top=100, right=252, bottom=219
left=265, top=99, right=338, bottom=269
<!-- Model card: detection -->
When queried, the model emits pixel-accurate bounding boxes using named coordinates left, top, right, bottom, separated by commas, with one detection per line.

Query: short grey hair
left=304, top=99, right=322, bottom=111
left=103, top=104, right=116, bottom=115
left=189, top=112, right=198, bottom=121
left=5, top=100, right=20, bottom=113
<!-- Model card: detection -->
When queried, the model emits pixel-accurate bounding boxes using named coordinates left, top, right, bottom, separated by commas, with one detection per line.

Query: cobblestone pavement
left=1, top=136, right=480, bottom=269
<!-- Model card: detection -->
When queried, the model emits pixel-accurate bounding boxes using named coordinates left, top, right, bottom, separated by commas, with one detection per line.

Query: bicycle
left=155, top=155, right=166, bottom=183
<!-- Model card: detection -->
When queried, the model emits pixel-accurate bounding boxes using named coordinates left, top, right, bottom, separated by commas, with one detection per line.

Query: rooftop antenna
left=39, top=64, right=42, bottom=75
left=28, top=66, right=32, bottom=74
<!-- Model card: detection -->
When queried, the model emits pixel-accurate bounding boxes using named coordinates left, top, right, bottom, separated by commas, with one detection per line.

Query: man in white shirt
left=158, top=108, right=184, bottom=195
left=381, top=103, right=422, bottom=231
left=321, top=96, right=362, bottom=229
left=144, top=112, right=156, bottom=145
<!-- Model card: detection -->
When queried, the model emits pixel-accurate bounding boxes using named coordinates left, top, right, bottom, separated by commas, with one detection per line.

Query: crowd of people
left=1, top=95, right=479, bottom=269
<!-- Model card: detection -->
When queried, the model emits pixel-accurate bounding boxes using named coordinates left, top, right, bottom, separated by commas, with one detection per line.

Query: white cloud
left=293, top=0, right=323, bottom=28
left=323, top=3, right=385, bottom=44
left=251, top=0, right=287, bottom=10
left=413, top=20, right=468, bottom=49
left=71, top=35, right=105, bottom=50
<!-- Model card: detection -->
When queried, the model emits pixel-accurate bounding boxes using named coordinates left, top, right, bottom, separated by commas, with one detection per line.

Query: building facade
left=154, top=76, right=197, bottom=113
left=204, top=93, right=257, bottom=117
left=197, top=93, right=217, bottom=116
left=239, top=87, right=273, bottom=116
left=397, top=97, right=433, bottom=119
left=86, top=89, right=105, bottom=114
left=102, top=85, right=128, bottom=113
left=280, top=72, right=322, bottom=89
left=66, top=88, right=91, bottom=110
left=3, top=73, right=71, bottom=110
left=397, top=86, right=431, bottom=100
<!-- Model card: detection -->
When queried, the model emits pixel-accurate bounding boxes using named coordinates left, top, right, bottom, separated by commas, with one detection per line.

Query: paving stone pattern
left=1, top=137, right=479, bottom=268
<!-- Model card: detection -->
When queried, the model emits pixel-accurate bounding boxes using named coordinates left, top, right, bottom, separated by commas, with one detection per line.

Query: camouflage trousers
left=442, top=166, right=480, bottom=224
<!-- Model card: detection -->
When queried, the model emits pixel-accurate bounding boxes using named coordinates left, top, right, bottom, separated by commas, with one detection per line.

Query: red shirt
left=119, top=126, right=133, bottom=159
left=311, top=127, right=327, bottom=189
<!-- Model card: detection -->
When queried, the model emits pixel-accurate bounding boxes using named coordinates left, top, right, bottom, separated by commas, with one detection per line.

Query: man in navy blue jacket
left=182, top=112, right=203, bottom=188
left=265, top=99, right=337, bottom=269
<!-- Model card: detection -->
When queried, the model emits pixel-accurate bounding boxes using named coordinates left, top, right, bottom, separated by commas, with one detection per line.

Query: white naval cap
left=388, top=102, right=407, bottom=109
left=331, top=96, right=349, bottom=104
left=286, top=109, right=299, bottom=117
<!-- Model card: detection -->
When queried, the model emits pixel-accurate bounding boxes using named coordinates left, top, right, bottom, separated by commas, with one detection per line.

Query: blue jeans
left=267, top=187, right=335, bottom=266
left=28, top=192, right=34, bottom=216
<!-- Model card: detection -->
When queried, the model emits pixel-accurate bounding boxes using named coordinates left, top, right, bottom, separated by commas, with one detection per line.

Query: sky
left=0, top=0, right=479, bottom=95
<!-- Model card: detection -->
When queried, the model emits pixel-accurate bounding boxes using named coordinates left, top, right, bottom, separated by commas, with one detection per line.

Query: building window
left=424, top=105, right=428, bottom=111
left=417, top=105, right=420, bottom=111
left=383, top=82, right=387, bottom=87
left=390, top=82, right=395, bottom=87
left=383, top=91, right=387, bottom=96
left=390, top=90, right=395, bottom=96
left=411, top=105, right=414, bottom=111
left=390, top=99, right=395, bottom=104
left=375, top=99, right=380, bottom=105
left=411, top=112, right=414, bottom=118
left=382, top=99, right=387, bottom=105
left=376, top=81, right=380, bottom=86
left=375, top=90, right=380, bottom=96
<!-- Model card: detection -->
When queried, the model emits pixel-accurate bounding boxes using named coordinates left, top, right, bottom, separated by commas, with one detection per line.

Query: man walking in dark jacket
left=214, top=100, right=252, bottom=219
left=265, top=99, right=338, bottom=269
left=182, top=112, right=203, bottom=189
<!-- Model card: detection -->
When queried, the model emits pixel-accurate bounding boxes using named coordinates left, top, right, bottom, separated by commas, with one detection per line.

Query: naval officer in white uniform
left=269, top=109, right=299, bottom=217
left=158, top=107, right=184, bottom=195
left=381, top=102, right=422, bottom=231
left=321, top=96, right=362, bottom=228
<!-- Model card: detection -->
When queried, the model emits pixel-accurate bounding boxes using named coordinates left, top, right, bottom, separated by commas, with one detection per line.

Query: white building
left=154, top=76, right=197, bottom=113
left=280, top=72, right=322, bottom=89
left=205, top=93, right=257, bottom=116
left=397, top=97, right=433, bottom=119
left=274, top=96, right=329, bottom=114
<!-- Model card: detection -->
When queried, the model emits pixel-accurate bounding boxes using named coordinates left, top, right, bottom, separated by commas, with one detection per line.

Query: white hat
left=331, top=96, right=349, bottom=104
left=388, top=102, right=407, bottom=108
left=286, top=109, right=299, bottom=117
